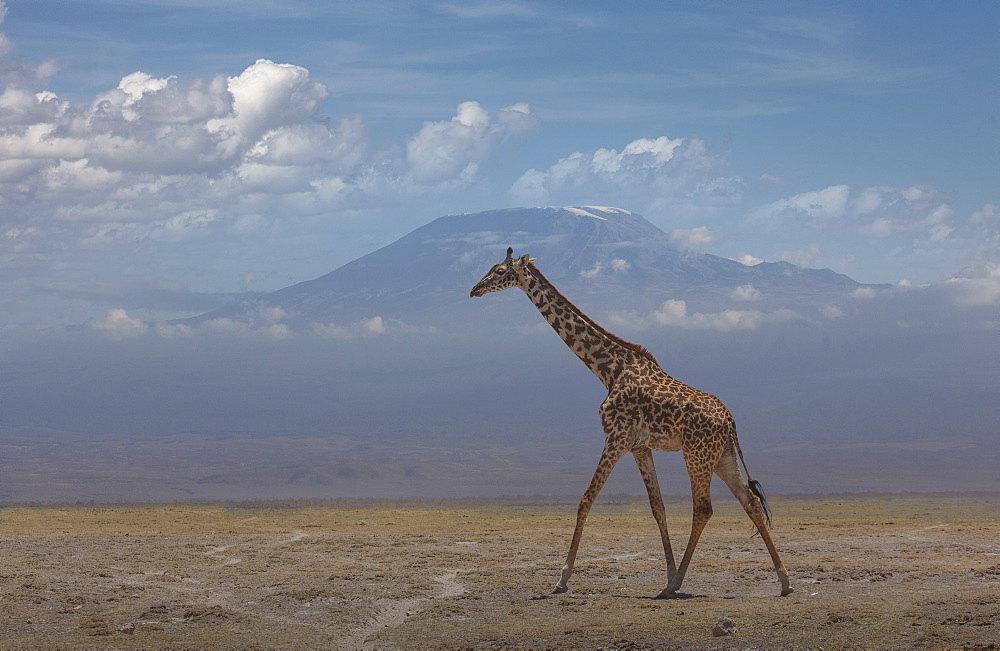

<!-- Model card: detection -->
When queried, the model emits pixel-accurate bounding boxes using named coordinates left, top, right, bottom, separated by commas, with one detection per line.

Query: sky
left=1, top=0, right=998, bottom=330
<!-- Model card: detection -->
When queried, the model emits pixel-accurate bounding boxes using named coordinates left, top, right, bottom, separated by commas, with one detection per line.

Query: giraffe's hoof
left=654, top=588, right=677, bottom=599
left=552, top=585, right=568, bottom=594
left=780, top=586, right=794, bottom=597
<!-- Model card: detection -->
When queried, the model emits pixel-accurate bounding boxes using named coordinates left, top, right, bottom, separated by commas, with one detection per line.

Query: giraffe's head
left=470, top=247, right=535, bottom=297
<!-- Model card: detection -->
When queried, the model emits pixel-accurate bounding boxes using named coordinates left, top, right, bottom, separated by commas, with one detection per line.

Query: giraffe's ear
left=529, top=257, right=536, bottom=263
left=519, top=254, right=533, bottom=264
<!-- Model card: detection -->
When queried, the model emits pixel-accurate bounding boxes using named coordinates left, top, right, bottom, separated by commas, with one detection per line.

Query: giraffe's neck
left=520, top=264, right=653, bottom=388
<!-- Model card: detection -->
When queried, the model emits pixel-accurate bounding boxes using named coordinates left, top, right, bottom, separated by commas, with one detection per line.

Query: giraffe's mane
left=527, top=263, right=659, bottom=366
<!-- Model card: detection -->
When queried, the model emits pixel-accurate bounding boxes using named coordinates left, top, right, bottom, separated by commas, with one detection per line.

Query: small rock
left=712, top=617, right=737, bottom=637
left=119, top=622, right=136, bottom=635
left=825, top=613, right=855, bottom=625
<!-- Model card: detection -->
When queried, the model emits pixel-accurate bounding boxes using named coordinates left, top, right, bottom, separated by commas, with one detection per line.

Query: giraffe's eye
left=496, top=266, right=507, bottom=274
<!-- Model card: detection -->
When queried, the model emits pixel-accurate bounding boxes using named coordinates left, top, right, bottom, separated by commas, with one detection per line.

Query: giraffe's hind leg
left=632, top=448, right=677, bottom=583
left=657, top=456, right=713, bottom=598
left=715, top=447, right=793, bottom=596
left=553, top=443, right=627, bottom=594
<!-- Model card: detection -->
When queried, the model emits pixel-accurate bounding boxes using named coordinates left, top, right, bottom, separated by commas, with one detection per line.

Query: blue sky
left=1, top=0, right=998, bottom=328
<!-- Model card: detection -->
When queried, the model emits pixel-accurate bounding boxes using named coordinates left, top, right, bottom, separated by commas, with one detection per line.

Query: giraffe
left=471, top=247, right=792, bottom=598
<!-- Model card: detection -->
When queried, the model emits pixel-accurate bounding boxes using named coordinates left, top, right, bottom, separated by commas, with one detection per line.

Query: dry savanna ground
left=1, top=494, right=999, bottom=647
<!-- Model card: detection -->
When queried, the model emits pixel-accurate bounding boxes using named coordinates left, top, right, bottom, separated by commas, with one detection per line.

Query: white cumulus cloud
left=733, top=253, right=764, bottom=266
left=777, top=244, right=821, bottom=268
left=945, top=263, right=1000, bottom=306
left=406, top=100, right=538, bottom=184
left=89, top=308, right=148, bottom=339
left=669, top=225, right=722, bottom=251
left=312, top=316, right=434, bottom=339
left=608, top=299, right=798, bottom=332
left=208, top=59, right=328, bottom=158
left=579, top=258, right=631, bottom=278
left=751, top=184, right=850, bottom=225
left=610, top=258, right=631, bottom=273
left=508, top=134, right=725, bottom=206
left=753, top=184, right=958, bottom=241
left=731, top=283, right=761, bottom=301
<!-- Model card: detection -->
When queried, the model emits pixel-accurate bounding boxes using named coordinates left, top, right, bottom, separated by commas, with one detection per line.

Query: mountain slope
left=190, top=206, right=873, bottom=330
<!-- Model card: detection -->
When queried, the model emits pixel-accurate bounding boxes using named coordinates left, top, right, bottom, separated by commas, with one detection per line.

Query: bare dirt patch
left=1, top=495, right=998, bottom=647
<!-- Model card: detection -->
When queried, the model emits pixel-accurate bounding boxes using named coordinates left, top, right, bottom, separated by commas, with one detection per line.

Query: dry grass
left=2, top=495, right=998, bottom=647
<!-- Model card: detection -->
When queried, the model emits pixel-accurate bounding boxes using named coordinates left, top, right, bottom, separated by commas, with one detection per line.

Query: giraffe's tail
left=747, top=479, right=772, bottom=530
left=734, top=430, right=772, bottom=530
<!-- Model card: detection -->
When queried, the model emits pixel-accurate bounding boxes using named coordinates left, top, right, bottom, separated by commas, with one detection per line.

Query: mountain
left=190, top=206, right=875, bottom=330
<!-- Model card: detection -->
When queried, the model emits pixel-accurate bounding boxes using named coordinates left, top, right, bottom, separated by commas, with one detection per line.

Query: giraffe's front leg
left=633, top=448, right=677, bottom=583
left=553, top=444, right=624, bottom=594
left=552, top=501, right=587, bottom=594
